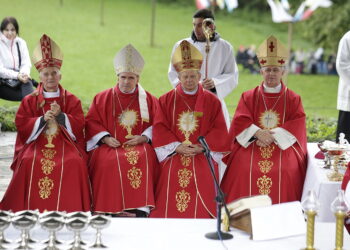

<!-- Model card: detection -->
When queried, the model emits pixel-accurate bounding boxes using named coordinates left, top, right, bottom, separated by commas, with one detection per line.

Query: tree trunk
left=150, top=0, right=157, bottom=47
left=100, top=0, right=105, bottom=26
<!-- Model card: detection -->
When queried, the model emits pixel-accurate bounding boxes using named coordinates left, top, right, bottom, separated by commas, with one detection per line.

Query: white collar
left=119, top=86, right=137, bottom=94
left=43, top=89, right=60, bottom=98
left=263, top=83, right=282, bottom=93
left=182, top=86, right=198, bottom=95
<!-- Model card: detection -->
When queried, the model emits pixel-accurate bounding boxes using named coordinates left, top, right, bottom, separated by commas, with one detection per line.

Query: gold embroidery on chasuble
left=176, top=190, right=191, bottom=213
left=177, top=111, right=199, bottom=145
left=180, top=155, right=191, bottom=167
left=124, top=145, right=140, bottom=165
left=127, top=167, right=142, bottom=189
left=42, top=149, right=56, bottom=159
left=41, top=149, right=56, bottom=175
left=257, top=175, right=272, bottom=195
left=123, top=145, right=143, bottom=189
left=40, top=158, right=55, bottom=175
left=259, top=110, right=280, bottom=130
left=256, top=145, right=275, bottom=195
left=259, top=145, right=275, bottom=159
left=39, top=146, right=57, bottom=199
left=178, top=168, right=193, bottom=188
left=38, top=176, right=54, bottom=199
left=258, top=160, right=273, bottom=174
left=118, top=109, right=139, bottom=139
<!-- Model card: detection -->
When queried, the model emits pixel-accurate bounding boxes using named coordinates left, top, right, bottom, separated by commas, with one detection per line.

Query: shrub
left=0, top=105, right=338, bottom=142
left=0, top=106, right=17, bottom=132
left=306, top=116, right=337, bottom=142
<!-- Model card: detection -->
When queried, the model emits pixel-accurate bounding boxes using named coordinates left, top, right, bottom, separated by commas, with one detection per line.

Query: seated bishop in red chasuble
left=341, top=166, right=350, bottom=234
left=221, top=36, right=307, bottom=205
left=150, top=40, right=230, bottom=218
left=0, top=35, right=91, bottom=212
left=85, top=44, right=159, bottom=217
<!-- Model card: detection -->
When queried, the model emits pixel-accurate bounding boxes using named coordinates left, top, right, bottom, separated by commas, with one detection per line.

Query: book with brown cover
left=221, top=195, right=272, bottom=235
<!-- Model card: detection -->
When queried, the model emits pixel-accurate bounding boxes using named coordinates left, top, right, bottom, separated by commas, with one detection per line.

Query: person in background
left=168, top=9, right=238, bottom=130
left=0, top=17, right=36, bottom=101
left=336, top=30, right=350, bottom=143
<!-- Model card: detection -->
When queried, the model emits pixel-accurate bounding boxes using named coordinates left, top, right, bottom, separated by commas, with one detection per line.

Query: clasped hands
left=44, top=101, right=61, bottom=122
left=175, top=143, right=204, bottom=157
left=102, top=135, right=148, bottom=148
left=254, top=129, right=275, bottom=147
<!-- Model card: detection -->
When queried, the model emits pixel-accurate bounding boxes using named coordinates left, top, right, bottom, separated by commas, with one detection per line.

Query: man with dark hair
left=85, top=44, right=159, bottom=217
left=168, top=9, right=239, bottom=131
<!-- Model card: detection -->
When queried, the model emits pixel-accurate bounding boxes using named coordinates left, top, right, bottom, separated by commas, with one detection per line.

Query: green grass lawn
left=0, top=0, right=339, bottom=119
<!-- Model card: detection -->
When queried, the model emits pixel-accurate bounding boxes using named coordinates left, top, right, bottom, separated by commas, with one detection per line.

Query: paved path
left=0, top=132, right=16, bottom=200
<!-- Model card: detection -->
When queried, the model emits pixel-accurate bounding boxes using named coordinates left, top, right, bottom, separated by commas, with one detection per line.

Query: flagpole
left=150, top=0, right=157, bottom=47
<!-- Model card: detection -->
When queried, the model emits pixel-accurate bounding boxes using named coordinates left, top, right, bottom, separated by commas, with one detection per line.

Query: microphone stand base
left=205, top=231, right=233, bottom=240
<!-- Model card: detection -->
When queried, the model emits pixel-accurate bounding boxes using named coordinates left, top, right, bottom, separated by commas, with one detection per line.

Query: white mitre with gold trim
left=113, top=44, right=149, bottom=122
left=113, top=44, right=144, bottom=76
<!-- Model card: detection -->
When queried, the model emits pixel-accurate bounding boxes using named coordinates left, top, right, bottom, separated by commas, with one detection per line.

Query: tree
left=302, top=0, right=350, bottom=51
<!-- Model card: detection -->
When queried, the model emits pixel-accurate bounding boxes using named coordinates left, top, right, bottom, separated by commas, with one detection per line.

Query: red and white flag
left=301, top=0, right=332, bottom=21
left=267, top=0, right=293, bottom=23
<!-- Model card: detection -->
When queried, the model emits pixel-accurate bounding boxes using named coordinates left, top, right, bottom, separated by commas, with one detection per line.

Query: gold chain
left=115, top=92, right=137, bottom=113
left=260, top=87, right=282, bottom=112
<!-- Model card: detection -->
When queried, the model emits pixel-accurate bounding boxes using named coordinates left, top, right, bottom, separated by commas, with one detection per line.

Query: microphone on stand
left=197, top=136, right=233, bottom=240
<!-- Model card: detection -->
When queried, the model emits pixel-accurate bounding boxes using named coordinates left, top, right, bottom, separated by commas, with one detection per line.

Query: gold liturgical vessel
left=119, top=110, right=138, bottom=139
left=45, top=120, right=59, bottom=148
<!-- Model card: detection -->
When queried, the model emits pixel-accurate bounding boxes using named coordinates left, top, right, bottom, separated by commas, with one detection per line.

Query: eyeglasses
left=263, top=68, right=282, bottom=73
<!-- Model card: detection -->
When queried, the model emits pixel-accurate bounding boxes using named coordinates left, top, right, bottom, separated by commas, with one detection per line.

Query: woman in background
left=0, top=16, right=35, bottom=101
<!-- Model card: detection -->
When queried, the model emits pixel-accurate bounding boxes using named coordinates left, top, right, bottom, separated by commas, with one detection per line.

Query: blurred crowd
left=236, top=45, right=337, bottom=75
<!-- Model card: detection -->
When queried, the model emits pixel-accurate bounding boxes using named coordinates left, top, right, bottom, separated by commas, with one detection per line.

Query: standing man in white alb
left=168, top=9, right=239, bottom=130
left=336, top=30, right=350, bottom=143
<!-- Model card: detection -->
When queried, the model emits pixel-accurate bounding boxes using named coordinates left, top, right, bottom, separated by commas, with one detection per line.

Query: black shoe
left=126, top=209, right=148, bottom=217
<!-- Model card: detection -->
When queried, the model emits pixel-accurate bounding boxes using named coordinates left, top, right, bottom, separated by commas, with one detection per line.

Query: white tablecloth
left=302, top=143, right=343, bottom=222
left=2, top=218, right=350, bottom=250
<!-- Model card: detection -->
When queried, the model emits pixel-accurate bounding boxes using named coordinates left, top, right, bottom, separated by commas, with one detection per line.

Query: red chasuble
left=341, top=165, right=350, bottom=234
left=150, top=84, right=229, bottom=218
left=0, top=84, right=91, bottom=212
left=221, top=83, right=307, bottom=204
left=85, top=85, right=159, bottom=213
